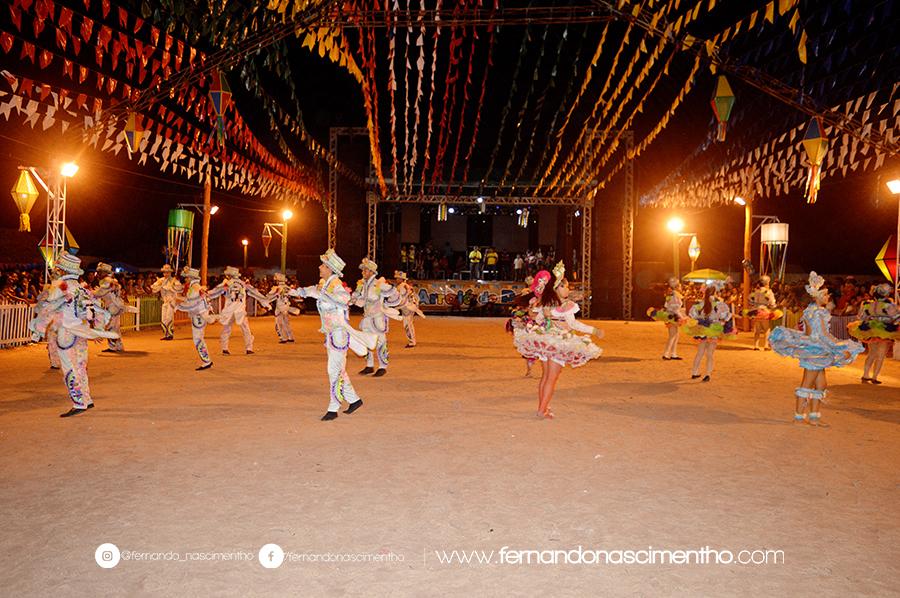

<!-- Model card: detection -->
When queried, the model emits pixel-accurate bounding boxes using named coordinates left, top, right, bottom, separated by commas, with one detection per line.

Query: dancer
left=267, top=272, right=299, bottom=343
left=175, top=266, right=216, bottom=370
left=28, top=254, right=118, bottom=417
left=150, top=264, right=182, bottom=340
left=747, top=275, right=782, bottom=350
left=848, top=283, right=900, bottom=384
left=207, top=266, right=270, bottom=355
left=513, top=263, right=603, bottom=419
left=507, top=276, right=538, bottom=377
left=289, top=249, right=376, bottom=420
left=393, top=270, right=426, bottom=348
left=683, top=281, right=735, bottom=382
left=352, top=258, right=402, bottom=376
left=769, top=271, right=864, bottom=426
left=647, top=277, right=688, bottom=360
left=93, top=262, right=134, bottom=352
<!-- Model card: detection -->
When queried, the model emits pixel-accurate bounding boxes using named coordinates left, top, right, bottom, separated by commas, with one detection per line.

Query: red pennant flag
left=55, top=27, right=67, bottom=51
left=39, top=84, right=50, bottom=102
left=59, top=88, right=68, bottom=102
left=111, top=40, right=122, bottom=69
left=0, top=32, right=13, bottom=53
left=134, top=39, right=144, bottom=64
left=75, top=93, right=86, bottom=109
left=95, top=45, right=103, bottom=67
left=9, top=5, right=22, bottom=32
left=58, top=7, right=73, bottom=33
left=164, top=34, right=173, bottom=51
left=150, top=26, right=159, bottom=46
left=92, top=98, right=102, bottom=114
left=81, top=17, right=94, bottom=43
left=95, top=72, right=104, bottom=90
left=107, top=78, right=116, bottom=95
left=83, top=0, right=90, bottom=10
left=78, top=65, right=88, bottom=83
left=151, top=59, right=160, bottom=74
left=97, top=25, right=111, bottom=50
left=121, top=83, right=130, bottom=98
left=125, top=61, right=134, bottom=79
left=20, top=41, right=35, bottom=63
left=63, top=58, right=73, bottom=78
left=118, top=7, right=127, bottom=28
left=19, top=78, right=34, bottom=97
left=175, top=41, right=183, bottom=70
left=39, top=49, right=52, bottom=69
left=70, top=34, right=81, bottom=55
left=101, top=0, right=109, bottom=17
left=33, top=14, right=47, bottom=38
left=133, top=17, right=143, bottom=34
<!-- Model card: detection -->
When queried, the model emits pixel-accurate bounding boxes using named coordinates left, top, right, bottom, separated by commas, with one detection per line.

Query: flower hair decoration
left=552, top=261, right=566, bottom=288
left=805, top=271, right=827, bottom=299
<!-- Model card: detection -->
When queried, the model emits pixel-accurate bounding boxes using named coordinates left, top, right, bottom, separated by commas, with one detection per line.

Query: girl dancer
left=514, top=263, right=603, bottom=419
left=848, top=283, right=900, bottom=384
left=683, top=281, right=734, bottom=382
left=769, top=272, right=864, bottom=426
left=507, top=284, right=537, bottom=377
left=647, top=277, right=687, bottom=360
left=746, top=275, right=782, bottom=350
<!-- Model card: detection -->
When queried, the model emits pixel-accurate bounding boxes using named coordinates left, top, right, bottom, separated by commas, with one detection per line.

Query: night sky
left=0, top=0, right=897, bottom=280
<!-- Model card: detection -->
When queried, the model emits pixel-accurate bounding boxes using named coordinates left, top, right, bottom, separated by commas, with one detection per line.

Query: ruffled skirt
left=847, top=319, right=900, bottom=343
left=681, top=318, right=736, bottom=340
left=769, top=326, right=864, bottom=370
left=513, top=326, right=601, bottom=368
left=646, top=307, right=686, bottom=325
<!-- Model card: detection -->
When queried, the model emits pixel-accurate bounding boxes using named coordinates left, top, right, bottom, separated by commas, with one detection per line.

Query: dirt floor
left=1, top=315, right=898, bottom=596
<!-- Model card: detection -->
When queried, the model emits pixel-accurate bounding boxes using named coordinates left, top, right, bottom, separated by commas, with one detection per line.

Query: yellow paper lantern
left=10, top=169, right=40, bottom=232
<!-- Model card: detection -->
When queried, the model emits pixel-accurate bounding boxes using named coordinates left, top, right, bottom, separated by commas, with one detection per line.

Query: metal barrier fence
left=0, top=302, right=35, bottom=348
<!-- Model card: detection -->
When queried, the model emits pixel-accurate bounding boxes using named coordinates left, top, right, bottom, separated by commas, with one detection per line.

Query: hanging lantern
left=124, top=112, right=144, bottom=153
left=261, top=224, right=273, bottom=257
left=65, top=226, right=80, bottom=255
left=760, top=222, right=789, bottom=282
left=710, top=75, right=735, bottom=142
left=166, top=209, right=195, bottom=271
left=687, top=235, right=701, bottom=269
left=875, top=236, right=897, bottom=286
left=10, top=169, right=40, bottom=232
left=801, top=117, right=829, bottom=204
left=207, top=71, right=232, bottom=147
left=518, top=207, right=530, bottom=228
left=437, top=203, right=448, bottom=222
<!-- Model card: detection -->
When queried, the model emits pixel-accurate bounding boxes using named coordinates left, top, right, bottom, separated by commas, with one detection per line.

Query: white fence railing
left=0, top=302, right=35, bottom=348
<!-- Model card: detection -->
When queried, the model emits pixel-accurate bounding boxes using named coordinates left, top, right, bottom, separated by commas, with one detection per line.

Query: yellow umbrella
left=682, top=268, right=728, bottom=282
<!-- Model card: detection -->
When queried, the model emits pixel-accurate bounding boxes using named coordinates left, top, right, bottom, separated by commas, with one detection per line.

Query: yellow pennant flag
left=765, top=1, right=775, bottom=22
left=708, top=0, right=716, bottom=9
left=789, top=9, right=799, bottom=33
left=797, top=29, right=808, bottom=64
left=748, top=11, right=758, bottom=29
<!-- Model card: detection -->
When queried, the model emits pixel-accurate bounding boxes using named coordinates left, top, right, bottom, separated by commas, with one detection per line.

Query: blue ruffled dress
left=769, top=304, right=864, bottom=370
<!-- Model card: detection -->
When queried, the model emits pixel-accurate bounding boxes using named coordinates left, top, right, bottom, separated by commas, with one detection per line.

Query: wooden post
left=200, top=176, right=211, bottom=286
left=742, top=201, right=752, bottom=332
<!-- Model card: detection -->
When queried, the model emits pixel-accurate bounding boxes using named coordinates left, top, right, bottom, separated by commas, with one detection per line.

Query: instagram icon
left=95, top=543, right=121, bottom=568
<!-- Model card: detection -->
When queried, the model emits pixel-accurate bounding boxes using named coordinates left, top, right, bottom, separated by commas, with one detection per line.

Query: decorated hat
left=223, top=266, right=240, bottom=278
left=552, top=261, right=566, bottom=288
left=96, top=262, right=112, bottom=274
left=873, top=283, right=892, bottom=298
left=805, top=271, right=827, bottom=299
left=667, top=277, right=680, bottom=289
left=359, top=257, right=378, bottom=273
left=394, top=270, right=407, bottom=280
left=181, top=266, right=200, bottom=280
left=55, top=253, right=83, bottom=276
left=273, top=272, right=286, bottom=283
left=161, top=264, right=174, bottom=273
left=320, top=248, right=345, bottom=276
left=759, top=275, right=771, bottom=285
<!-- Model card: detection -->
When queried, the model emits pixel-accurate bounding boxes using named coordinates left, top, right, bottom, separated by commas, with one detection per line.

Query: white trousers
left=402, top=313, right=417, bottom=346
left=275, top=312, right=294, bottom=341
left=161, top=301, right=176, bottom=337
left=326, top=338, right=361, bottom=412
left=191, top=314, right=212, bottom=366
left=221, top=317, right=254, bottom=352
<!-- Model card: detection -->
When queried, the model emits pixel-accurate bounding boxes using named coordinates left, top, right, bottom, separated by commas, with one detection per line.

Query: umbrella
left=682, top=268, right=728, bottom=282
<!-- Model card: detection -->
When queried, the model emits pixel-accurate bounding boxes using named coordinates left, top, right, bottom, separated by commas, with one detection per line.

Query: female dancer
left=848, top=283, right=900, bottom=384
left=647, top=277, right=687, bottom=360
left=514, top=263, right=602, bottom=419
left=682, top=281, right=734, bottom=382
left=506, top=278, right=537, bottom=377
left=769, top=272, right=864, bottom=426
left=746, top=275, right=782, bottom=350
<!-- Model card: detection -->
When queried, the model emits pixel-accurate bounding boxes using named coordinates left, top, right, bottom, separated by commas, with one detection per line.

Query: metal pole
left=742, top=201, right=752, bottom=332
left=200, top=176, right=211, bottom=285
left=672, top=235, right=680, bottom=281
left=243, top=244, right=248, bottom=270
left=281, top=219, right=288, bottom=274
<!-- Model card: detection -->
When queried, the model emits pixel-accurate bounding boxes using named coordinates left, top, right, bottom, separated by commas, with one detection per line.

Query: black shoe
left=101, top=348, right=116, bottom=353
left=861, top=377, right=871, bottom=383
left=702, top=375, right=710, bottom=382
left=160, top=336, right=169, bottom=341
left=344, top=400, right=363, bottom=414
left=287, top=339, right=295, bottom=343
left=871, top=379, right=883, bottom=385
left=60, top=407, right=87, bottom=418
left=279, top=340, right=288, bottom=344
left=321, top=411, right=338, bottom=421
left=196, top=363, right=213, bottom=371
left=222, top=350, right=230, bottom=355
left=662, top=356, right=671, bottom=360
left=359, top=366, right=375, bottom=375
left=246, top=350, right=254, bottom=355
left=670, top=356, right=683, bottom=360
left=50, top=366, right=60, bottom=370
left=691, top=374, right=701, bottom=379
left=373, top=368, right=387, bottom=377
left=87, top=403, right=94, bottom=409
left=405, top=343, right=416, bottom=348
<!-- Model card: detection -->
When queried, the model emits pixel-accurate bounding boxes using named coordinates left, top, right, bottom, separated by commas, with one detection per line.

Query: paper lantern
left=710, top=76, right=735, bottom=142
left=262, top=224, right=273, bottom=257
left=166, top=208, right=194, bottom=270
left=124, top=112, right=144, bottom=153
left=761, top=223, right=789, bottom=281
left=875, top=236, right=897, bottom=285
left=208, top=71, right=232, bottom=146
left=437, top=203, right=448, bottom=222
left=10, top=169, right=40, bottom=231
left=801, top=117, right=828, bottom=204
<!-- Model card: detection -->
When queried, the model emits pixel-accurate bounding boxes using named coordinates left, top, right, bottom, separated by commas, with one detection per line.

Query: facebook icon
left=258, top=544, right=285, bottom=568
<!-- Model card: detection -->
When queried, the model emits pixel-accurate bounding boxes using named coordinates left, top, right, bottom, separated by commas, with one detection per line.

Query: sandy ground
left=1, top=315, right=898, bottom=597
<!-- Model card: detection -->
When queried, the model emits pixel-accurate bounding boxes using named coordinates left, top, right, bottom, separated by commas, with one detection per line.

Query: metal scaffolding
left=328, top=126, right=367, bottom=249
left=622, top=131, right=635, bottom=320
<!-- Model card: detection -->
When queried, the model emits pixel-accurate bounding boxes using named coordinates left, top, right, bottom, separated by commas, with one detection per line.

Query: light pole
left=16, top=162, right=78, bottom=282
left=177, top=202, right=218, bottom=282
left=666, top=217, right=696, bottom=280
left=262, top=209, right=293, bottom=275
left=241, top=238, right=249, bottom=270
left=887, top=179, right=900, bottom=302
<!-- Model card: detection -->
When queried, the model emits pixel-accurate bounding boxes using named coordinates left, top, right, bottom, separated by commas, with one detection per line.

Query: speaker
left=741, top=259, right=757, bottom=276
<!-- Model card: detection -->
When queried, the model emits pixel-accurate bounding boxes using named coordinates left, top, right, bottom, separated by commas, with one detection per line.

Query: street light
left=241, top=238, right=249, bottom=270
left=210, top=205, right=219, bottom=215
left=733, top=196, right=747, bottom=206
left=666, top=216, right=685, bottom=233
left=60, top=162, right=79, bottom=178
left=887, top=179, right=900, bottom=302
left=281, top=209, right=292, bottom=274
left=666, top=217, right=696, bottom=280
